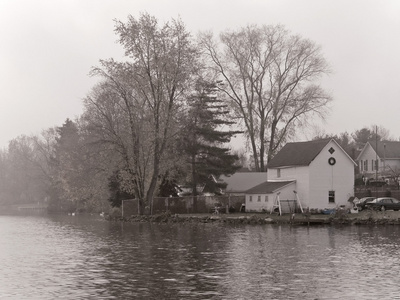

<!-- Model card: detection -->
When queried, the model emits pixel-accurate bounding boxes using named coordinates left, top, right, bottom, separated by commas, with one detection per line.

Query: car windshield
left=361, top=198, right=374, bottom=202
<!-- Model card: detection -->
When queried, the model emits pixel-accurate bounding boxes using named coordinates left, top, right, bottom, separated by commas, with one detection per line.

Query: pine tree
left=183, top=81, right=241, bottom=196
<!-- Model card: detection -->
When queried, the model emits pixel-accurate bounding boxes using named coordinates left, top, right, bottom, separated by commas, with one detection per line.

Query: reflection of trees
left=354, top=225, right=400, bottom=255
left=91, top=223, right=232, bottom=298
left=34, top=219, right=400, bottom=299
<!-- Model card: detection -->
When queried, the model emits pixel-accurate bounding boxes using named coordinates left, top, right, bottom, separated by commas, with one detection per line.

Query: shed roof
left=245, top=180, right=295, bottom=194
left=267, top=139, right=331, bottom=168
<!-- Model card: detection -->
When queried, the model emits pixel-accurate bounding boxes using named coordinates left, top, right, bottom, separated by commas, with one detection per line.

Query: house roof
left=368, top=141, right=400, bottom=159
left=220, top=172, right=268, bottom=193
left=267, top=138, right=332, bottom=168
left=245, top=180, right=295, bottom=194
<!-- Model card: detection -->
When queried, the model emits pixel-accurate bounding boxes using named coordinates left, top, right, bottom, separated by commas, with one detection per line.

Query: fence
left=122, top=195, right=245, bottom=218
left=355, top=185, right=400, bottom=199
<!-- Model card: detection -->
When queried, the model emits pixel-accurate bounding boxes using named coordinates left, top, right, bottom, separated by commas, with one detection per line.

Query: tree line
left=0, top=13, right=334, bottom=213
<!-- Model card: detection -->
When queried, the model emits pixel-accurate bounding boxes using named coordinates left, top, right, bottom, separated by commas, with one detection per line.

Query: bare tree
left=87, top=13, right=198, bottom=211
left=199, top=25, right=331, bottom=171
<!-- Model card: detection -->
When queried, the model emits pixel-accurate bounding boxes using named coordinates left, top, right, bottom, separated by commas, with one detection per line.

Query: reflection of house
left=356, top=141, right=400, bottom=180
left=245, top=139, right=356, bottom=212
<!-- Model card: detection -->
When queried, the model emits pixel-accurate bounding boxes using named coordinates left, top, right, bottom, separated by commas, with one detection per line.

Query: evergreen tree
left=183, top=81, right=241, bottom=195
left=157, top=171, right=180, bottom=197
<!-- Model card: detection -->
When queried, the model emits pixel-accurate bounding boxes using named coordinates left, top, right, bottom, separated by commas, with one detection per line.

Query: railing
left=17, top=204, right=48, bottom=211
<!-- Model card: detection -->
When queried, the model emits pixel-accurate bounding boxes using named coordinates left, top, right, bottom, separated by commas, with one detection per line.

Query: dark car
left=355, top=197, right=376, bottom=211
left=365, top=197, right=400, bottom=211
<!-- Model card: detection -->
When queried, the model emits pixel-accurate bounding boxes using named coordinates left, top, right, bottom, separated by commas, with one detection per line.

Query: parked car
left=355, top=197, right=376, bottom=211
left=365, top=197, right=400, bottom=211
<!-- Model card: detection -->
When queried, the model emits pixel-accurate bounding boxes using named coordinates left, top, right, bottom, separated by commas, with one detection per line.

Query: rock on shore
left=105, top=210, right=400, bottom=225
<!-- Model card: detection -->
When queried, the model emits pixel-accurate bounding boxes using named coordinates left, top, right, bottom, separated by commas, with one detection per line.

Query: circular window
left=328, top=157, right=336, bottom=165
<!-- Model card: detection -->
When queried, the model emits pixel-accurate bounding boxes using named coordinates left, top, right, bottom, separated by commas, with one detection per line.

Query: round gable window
left=328, top=157, right=336, bottom=165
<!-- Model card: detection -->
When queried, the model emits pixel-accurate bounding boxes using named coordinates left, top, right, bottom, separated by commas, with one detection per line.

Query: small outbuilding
left=245, top=180, right=296, bottom=212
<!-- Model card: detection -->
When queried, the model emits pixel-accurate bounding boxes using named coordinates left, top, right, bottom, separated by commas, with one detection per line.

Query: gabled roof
left=220, top=172, right=268, bottom=193
left=267, top=138, right=332, bottom=168
left=245, top=180, right=295, bottom=194
left=367, top=141, right=400, bottom=159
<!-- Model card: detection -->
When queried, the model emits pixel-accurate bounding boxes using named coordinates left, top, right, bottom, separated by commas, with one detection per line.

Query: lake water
left=1, top=214, right=400, bottom=299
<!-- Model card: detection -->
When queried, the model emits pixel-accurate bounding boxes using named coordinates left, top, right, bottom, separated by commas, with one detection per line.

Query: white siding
left=308, top=140, right=354, bottom=209
left=245, top=183, right=296, bottom=212
left=358, top=144, right=379, bottom=177
left=356, top=143, right=400, bottom=177
left=268, top=166, right=309, bottom=208
left=267, top=140, right=355, bottom=210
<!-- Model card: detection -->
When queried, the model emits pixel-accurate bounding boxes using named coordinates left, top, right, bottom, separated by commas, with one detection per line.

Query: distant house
left=356, top=141, right=400, bottom=182
left=245, top=139, right=356, bottom=212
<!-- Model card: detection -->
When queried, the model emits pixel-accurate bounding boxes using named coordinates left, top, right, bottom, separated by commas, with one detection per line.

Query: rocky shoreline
left=106, top=210, right=400, bottom=225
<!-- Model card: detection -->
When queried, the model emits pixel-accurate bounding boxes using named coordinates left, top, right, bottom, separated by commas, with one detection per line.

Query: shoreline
left=107, top=210, right=400, bottom=225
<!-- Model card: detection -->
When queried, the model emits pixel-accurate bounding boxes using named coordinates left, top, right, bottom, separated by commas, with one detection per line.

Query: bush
left=109, top=207, right=122, bottom=218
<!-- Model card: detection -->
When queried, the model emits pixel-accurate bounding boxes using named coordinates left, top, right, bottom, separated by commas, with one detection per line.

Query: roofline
left=268, top=139, right=357, bottom=168
left=329, top=139, right=358, bottom=166
left=246, top=180, right=296, bottom=194
left=356, top=143, right=369, bottom=161
left=269, top=164, right=308, bottom=169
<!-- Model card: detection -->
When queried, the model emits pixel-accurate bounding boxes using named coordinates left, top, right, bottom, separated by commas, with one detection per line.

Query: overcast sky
left=1, top=0, right=399, bottom=149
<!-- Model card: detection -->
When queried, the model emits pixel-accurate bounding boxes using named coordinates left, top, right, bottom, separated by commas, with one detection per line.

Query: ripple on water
left=2, top=217, right=400, bottom=299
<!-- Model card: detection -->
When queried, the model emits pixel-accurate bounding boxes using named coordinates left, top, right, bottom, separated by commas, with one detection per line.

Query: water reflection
left=2, top=215, right=400, bottom=299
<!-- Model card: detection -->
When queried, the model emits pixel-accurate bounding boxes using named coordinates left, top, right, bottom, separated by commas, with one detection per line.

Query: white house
left=357, top=141, right=400, bottom=182
left=245, top=139, right=356, bottom=212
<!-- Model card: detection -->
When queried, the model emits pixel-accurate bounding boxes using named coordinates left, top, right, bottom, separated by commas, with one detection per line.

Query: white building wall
left=245, top=194, right=272, bottom=212
left=267, top=166, right=310, bottom=209
left=308, top=141, right=354, bottom=209
left=245, top=184, right=296, bottom=212
left=356, top=144, right=400, bottom=177
left=358, top=144, right=380, bottom=176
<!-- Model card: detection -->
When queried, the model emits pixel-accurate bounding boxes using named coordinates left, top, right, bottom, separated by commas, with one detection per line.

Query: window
left=329, top=191, right=335, bottom=203
left=277, top=169, right=281, bottom=178
left=265, top=195, right=269, bottom=202
left=257, top=195, right=261, bottom=202
left=364, top=160, right=368, bottom=171
left=360, top=160, right=363, bottom=172
left=249, top=196, right=252, bottom=202
left=376, top=160, right=379, bottom=171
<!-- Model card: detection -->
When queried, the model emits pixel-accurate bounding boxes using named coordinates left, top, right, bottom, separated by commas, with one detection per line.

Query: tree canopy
left=199, top=24, right=331, bottom=171
left=0, top=14, right=343, bottom=213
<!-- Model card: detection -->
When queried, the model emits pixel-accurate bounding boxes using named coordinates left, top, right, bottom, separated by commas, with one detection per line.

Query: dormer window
left=277, top=169, right=281, bottom=178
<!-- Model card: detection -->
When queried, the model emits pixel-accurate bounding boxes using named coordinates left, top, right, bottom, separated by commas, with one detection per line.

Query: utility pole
left=383, top=143, right=386, bottom=178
